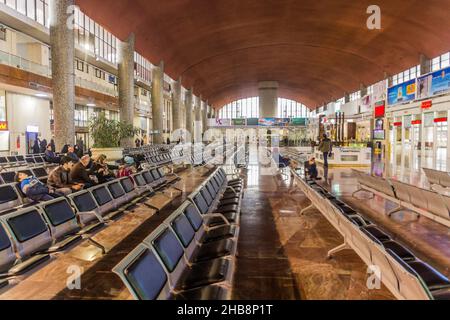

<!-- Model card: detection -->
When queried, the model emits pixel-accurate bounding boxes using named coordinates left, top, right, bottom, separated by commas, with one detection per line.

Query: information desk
left=314, top=147, right=371, bottom=167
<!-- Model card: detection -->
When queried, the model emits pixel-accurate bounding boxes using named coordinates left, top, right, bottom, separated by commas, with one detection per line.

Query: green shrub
left=89, top=114, right=138, bottom=148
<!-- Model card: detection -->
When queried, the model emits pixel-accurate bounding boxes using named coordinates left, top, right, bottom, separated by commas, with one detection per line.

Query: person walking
left=318, top=134, right=332, bottom=167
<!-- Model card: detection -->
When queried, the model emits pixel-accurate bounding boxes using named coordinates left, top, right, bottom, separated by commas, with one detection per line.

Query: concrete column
left=420, top=54, right=431, bottom=75
left=202, top=100, right=208, bottom=133
left=151, top=61, right=165, bottom=144
left=185, top=89, right=193, bottom=140
left=118, top=34, right=135, bottom=148
left=172, top=77, right=183, bottom=131
left=49, top=0, right=75, bottom=150
left=194, top=96, right=202, bottom=142
left=258, top=81, right=278, bottom=118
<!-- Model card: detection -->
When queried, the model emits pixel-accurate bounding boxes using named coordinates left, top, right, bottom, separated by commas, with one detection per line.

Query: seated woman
left=91, top=154, right=115, bottom=184
left=304, top=157, right=320, bottom=180
left=117, top=156, right=137, bottom=178
left=15, top=172, right=61, bottom=202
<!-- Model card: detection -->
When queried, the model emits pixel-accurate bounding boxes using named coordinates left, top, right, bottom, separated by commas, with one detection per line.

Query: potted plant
left=89, top=114, right=138, bottom=161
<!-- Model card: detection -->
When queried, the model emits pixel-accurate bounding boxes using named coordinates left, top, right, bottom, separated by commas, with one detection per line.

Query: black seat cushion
left=125, top=248, right=168, bottom=300
left=92, top=188, right=113, bottom=206
left=220, top=193, right=240, bottom=201
left=382, top=241, right=415, bottom=262
left=173, top=285, right=226, bottom=300
left=215, top=204, right=238, bottom=214
left=218, top=198, right=239, bottom=207
left=432, top=288, right=450, bottom=300
left=407, top=261, right=450, bottom=290
left=192, top=239, right=233, bottom=263
left=177, top=258, right=230, bottom=290
left=201, top=225, right=237, bottom=244
left=363, top=226, right=391, bottom=242
left=43, top=200, right=78, bottom=227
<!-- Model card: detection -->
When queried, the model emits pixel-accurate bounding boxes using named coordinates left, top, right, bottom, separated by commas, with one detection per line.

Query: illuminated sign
left=0, top=121, right=7, bottom=131
left=421, top=100, right=433, bottom=109
left=26, top=125, right=39, bottom=133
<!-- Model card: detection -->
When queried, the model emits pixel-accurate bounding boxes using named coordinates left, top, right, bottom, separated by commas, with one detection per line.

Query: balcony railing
left=0, top=49, right=51, bottom=77
left=75, top=76, right=117, bottom=97
left=0, top=49, right=118, bottom=97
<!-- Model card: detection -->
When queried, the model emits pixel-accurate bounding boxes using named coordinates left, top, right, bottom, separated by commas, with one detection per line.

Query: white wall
left=6, top=92, right=51, bottom=155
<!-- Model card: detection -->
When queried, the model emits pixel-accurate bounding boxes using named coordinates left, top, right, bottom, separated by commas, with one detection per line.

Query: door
left=26, top=132, right=38, bottom=155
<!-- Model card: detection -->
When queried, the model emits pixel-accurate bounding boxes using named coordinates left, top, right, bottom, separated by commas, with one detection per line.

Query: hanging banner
left=417, top=66, right=450, bottom=99
left=258, top=118, right=276, bottom=126
left=209, top=118, right=231, bottom=127
left=246, top=118, right=259, bottom=126
left=372, top=80, right=387, bottom=104
left=291, top=118, right=307, bottom=126
left=274, top=118, right=290, bottom=127
left=232, top=119, right=246, bottom=126
left=387, top=79, right=416, bottom=106
left=360, top=95, right=372, bottom=113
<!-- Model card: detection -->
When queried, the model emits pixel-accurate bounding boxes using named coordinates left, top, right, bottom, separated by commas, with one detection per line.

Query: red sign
left=411, top=120, right=422, bottom=125
left=421, top=100, right=433, bottom=109
left=393, top=122, right=402, bottom=127
left=0, top=121, right=8, bottom=131
left=434, top=117, right=448, bottom=123
left=374, top=104, right=385, bottom=118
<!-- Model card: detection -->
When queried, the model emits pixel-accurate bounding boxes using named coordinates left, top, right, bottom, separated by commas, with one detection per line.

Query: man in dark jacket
left=70, top=155, right=97, bottom=189
left=318, top=134, right=333, bottom=167
left=44, top=144, right=61, bottom=164
left=48, top=157, right=83, bottom=195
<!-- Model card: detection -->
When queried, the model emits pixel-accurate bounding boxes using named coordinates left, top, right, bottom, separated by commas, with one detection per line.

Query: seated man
left=66, top=146, right=80, bottom=162
left=48, top=156, right=83, bottom=195
left=70, top=155, right=97, bottom=189
left=15, top=172, right=60, bottom=202
left=278, top=155, right=291, bottom=168
left=304, top=157, right=320, bottom=180
left=44, top=144, right=61, bottom=164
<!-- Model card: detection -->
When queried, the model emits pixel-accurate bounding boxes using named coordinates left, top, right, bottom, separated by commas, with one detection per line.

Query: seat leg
left=352, top=188, right=374, bottom=199
left=387, top=204, right=404, bottom=217
left=300, top=203, right=315, bottom=215
left=327, top=242, right=351, bottom=259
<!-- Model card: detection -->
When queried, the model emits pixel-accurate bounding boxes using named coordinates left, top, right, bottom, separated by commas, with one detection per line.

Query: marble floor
left=232, top=164, right=394, bottom=300
left=232, top=146, right=394, bottom=300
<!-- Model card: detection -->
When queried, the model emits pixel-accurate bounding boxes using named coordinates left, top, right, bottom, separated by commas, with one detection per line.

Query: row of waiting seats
left=352, top=170, right=450, bottom=228
left=422, top=167, right=450, bottom=190
left=0, top=154, right=54, bottom=171
left=0, top=166, right=180, bottom=290
left=113, top=167, right=244, bottom=300
left=138, top=143, right=238, bottom=170
left=291, top=167, right=450, bottom=300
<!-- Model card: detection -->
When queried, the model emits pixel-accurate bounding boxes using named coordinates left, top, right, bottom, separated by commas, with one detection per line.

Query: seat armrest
left=205, top=213, right=231, bottom=226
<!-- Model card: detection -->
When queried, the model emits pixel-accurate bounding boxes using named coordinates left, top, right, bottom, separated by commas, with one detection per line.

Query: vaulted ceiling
left=76, top=0, right=450, bottom=109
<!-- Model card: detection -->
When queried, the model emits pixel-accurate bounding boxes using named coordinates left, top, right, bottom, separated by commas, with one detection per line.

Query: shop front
left=388, top=100, right=450, bottom=172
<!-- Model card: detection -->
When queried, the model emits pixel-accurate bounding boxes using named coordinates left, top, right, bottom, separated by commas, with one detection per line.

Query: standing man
left=318, top=134, right=332, bottom=167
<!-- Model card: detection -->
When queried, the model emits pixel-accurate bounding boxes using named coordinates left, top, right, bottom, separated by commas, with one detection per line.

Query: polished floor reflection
left=316, top=164, right=450, bottom=281
left=232, top=147, right=394, bottom=300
